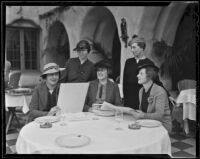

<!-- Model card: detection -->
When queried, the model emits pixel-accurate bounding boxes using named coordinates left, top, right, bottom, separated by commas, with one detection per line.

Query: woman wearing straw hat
left=27, top=63, right=65, bottom=122
left=128, top=63, right=172, bottom=133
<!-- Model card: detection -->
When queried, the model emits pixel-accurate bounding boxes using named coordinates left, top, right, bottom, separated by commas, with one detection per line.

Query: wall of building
left=6, top=2, right=194, bottom=91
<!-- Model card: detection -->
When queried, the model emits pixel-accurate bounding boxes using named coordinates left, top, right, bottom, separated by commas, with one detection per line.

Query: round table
left=16, top=113, right=171, bottom=154
left=5, top=93, right=32, bottom=114
left=5, top=93, right=32, bottom=134
left=176, top=89, right=196, bottom=134
left=176, top=89, right=196, bottom=120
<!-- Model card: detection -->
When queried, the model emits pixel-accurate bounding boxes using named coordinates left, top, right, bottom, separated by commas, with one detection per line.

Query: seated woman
left=27, top=63, right=65, bottom=122
left=128, top=64, right=172, bottom=133
left=83, top=60, right=122, bottom=112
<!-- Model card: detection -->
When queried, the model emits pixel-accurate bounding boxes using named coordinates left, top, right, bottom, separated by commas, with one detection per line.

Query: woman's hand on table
left=91, top=103, right=102, bottom=111
left=48, top=106, right=61, bottom=116
left=127, top=109, right=145, bottom=119
left=88, top=107, right=93, bottom=113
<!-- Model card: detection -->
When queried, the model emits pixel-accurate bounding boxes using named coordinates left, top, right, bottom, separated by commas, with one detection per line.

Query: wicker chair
left=18, top=70, right=42, bottom=88
left=8, top=70, right=21, bottom=89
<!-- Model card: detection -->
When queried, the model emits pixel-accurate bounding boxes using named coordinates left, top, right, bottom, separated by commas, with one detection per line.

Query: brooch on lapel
left=147, top=96, right=154, bottom=104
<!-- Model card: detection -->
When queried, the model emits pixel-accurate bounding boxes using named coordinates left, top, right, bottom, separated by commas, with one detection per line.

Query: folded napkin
left=101, top=101, right=134, bottom=113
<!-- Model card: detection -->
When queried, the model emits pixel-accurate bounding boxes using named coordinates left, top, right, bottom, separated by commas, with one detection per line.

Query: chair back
left=57, top=83, right=89, bottom=113
left=177, top=79, right=196, bottom=92
left=8, top=70, right=21, bottom=88
left=18, top=70, right=42, bottom=88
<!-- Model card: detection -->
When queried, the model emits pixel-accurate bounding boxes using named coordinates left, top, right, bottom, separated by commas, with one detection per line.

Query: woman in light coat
left=129, top=64, right=172, bottom=133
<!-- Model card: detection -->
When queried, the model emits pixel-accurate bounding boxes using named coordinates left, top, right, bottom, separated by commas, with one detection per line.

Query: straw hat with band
left=73, top=40, right=91, bottom=53
left=41, top=63, right=65, bottom=78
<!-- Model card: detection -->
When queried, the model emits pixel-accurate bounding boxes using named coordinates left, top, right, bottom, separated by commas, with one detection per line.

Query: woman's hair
left=145, top=66, right=158, bottom=82
left=95, top=60, right=112, bottom=71
left=128, top=34, right=146, bottom=50
left=95, top=59, right=112, bottom=77
left=137, top=42, right=146, bottom=50
left=42, top=72, right=61, bottom=80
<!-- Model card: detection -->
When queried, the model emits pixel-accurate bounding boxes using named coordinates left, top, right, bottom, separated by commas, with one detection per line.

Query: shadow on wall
left=42, top=47, right=68, bottom=67
left=152, top=39, right=196, bottom=91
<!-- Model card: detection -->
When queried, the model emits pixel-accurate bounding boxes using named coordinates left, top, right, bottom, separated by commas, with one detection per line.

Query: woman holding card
left=128, top=63, right=172, bottom=133
left=83, top=60, right=122, bottom=112
left=27, top=63, right=65, bottom=122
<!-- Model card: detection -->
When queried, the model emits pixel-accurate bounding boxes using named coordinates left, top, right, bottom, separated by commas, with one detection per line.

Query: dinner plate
left=93, top=109, right=115, bottom=117
left=35, top=116, right=60, bottom=124
left=11, top=88, right=32, bottom=93
left=8, top=88, right=32, bottom=96
left=55, top=134, right=91, bottom=148
left=136, top=119, right=162, bottom=128
left=7, top=92, right=32, bottom=96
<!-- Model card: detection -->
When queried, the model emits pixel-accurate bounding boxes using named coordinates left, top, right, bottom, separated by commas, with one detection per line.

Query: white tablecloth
left=16, top=113, right=171, bottom=155
left=5, top=93, right=32, bottom=113
left=176, top=89, right=196, bottom=120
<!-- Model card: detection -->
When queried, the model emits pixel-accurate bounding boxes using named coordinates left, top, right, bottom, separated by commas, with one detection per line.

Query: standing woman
left=59, top=40, right=96, bottom=83
left=123, top=35, right=155, bottom=109
left=128, top=64, right=172, bottom=133
left=83, top=60, right=122, bottom=112
left=27, top=63, right=65, bottom=122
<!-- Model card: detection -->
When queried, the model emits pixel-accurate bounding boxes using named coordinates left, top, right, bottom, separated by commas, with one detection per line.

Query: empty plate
left=136, top=119, right=162, bottom=128
left=55, top=134, right=91, bottom=148
left=35, top=116, right=60, bottom=124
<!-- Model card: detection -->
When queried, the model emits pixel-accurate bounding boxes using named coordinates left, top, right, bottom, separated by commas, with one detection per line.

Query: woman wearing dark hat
left=60, top=40, right=96, bottom=83
left=83, top=60, right=122, bottom=112
left=128, top=64, right=172, bottom=133
left=123, top=35, right=156, bottom=110
left=27, top=63, right=65, bottom=122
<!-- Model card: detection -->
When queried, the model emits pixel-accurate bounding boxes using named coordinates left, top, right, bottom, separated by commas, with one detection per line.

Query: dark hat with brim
left=73, top=40, right=90, bottom=51
left=136, top=63, right=159, bottom=74
left=95, top=60, right=112, bottom=70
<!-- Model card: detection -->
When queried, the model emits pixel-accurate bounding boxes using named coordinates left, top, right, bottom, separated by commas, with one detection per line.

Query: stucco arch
left=153, top=2, right=197, bottom=92
left=154, top=2, right=189, bottom=46
left=43, top=20, right=70, bottom=67
left=80, top=6, right=121, bottom=80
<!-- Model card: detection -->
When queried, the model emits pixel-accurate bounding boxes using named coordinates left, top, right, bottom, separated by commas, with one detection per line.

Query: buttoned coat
left=83, top=79, right=122, bottom=111
left=139, top=83, right=172, bottom=133
left=27, top=82, right=60, bottom=122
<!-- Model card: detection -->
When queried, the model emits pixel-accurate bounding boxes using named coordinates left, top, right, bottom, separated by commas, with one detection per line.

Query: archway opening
left=172, top=3, right=197, bottom=90
left=44, top=21, right=69, bottom=67
left=81, top=7, right=121, bottom=81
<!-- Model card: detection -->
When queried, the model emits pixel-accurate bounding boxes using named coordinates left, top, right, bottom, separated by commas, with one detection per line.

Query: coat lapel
left=147, top=84, right=156, bottom=113
left=139, top=84, right=156, bottom=112
left=93, top=80, right=99, bottom=102
left=139, top=88, right=143, bottom=110
left=105, top=80, right=112, bottom=102
left=40, top=83, right=48, bottom=109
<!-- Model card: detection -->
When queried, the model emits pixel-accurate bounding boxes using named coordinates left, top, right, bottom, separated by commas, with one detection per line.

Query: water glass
left=59, top=113, right=67, bottom=126
left=115, top=109, right=123, bottom=130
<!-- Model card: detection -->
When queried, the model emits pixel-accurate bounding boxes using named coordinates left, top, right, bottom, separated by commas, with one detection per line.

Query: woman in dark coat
left=84, top=60, right=122, bottom=112
left=27, top=63, right=65, bottom=122
left=123, top=35, right=155, bottom=109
